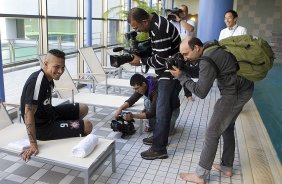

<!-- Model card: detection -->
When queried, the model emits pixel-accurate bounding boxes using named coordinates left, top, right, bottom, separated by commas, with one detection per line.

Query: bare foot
left=213, top=164, right=233, bottom=177
left=187, top=96, right=194, bottom=101
left=179, top=173, right=205, bottom=184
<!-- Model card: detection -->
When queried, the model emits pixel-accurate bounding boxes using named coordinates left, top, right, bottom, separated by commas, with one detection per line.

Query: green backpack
left=203, top=35, right=275, bottom=81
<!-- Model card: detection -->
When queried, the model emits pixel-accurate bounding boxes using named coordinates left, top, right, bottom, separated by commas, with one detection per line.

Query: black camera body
left=111, top=113, right=136, bottom=138
left=166, top=53, right=186, bottom=70
left=166, top=53, right=199, bottom=78
left=166, top=8, right=183, bottom=21
left=110, top=31, right=152, bottom=68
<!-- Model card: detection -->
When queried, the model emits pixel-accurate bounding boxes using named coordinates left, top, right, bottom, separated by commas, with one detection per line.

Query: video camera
left=110, top=112, right=136, bottom=138
left=110, top=31, right=152, bottom=68
left=166, top=53, right=199, bottom=78
left=166, top=7, right=183, bottom=21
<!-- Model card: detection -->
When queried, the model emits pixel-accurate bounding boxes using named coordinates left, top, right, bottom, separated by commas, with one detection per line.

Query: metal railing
left=1, top=31, right=120, bottom=67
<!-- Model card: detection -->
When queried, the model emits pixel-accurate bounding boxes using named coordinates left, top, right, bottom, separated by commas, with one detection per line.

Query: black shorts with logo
left=36, top=103, right=85, bottom=141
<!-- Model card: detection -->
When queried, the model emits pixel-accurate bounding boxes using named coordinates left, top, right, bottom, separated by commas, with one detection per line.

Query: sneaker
left=143, top=136, right=153, bottom=145
left=141, top=147, right=168, bottom=160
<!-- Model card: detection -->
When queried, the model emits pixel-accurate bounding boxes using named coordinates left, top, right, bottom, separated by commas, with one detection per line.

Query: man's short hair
left=180, top=5, right=188, bottom=13
left=130, top=73, right=147, bottom=86
left=188, top=37, right=203, bottom=50
left=48, top=49, right=65, bottom=60
left=225, top=10, right=238, bottom=18
left=127, top=7, right=150, bottom=23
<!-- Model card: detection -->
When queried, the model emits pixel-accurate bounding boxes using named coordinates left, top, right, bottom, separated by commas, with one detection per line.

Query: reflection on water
left=253, top=62, right=282, bottom=164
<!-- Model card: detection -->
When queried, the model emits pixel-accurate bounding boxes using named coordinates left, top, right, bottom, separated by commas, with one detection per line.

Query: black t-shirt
left=20, top=69, right=55, bottom=127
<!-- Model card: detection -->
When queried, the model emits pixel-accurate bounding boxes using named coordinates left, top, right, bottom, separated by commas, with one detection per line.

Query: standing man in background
left=219, top=10, right=247, bottom=41
left=171, top=5, right=195, bottom=39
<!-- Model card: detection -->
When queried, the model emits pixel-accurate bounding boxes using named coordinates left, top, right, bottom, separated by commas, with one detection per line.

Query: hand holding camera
left=110, top=31, right=152, bottom=68
left=169, top=66, right=182, bottom=78
left=122, top=112, right=133, bottom=121
left=166, top=53, right=200, bottom=78
left=166, top=7, right=183, bottom=21
left=111, top=112, right=136, bottom=138
left=129, top=54, right=141, bottom=66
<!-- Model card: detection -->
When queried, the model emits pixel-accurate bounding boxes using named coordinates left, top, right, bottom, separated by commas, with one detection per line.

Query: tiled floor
left=0, top=58, right=243, bottom=184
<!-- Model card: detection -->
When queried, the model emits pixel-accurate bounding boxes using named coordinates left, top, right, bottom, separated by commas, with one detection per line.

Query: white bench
left=0, top=103, right=116, bottom=184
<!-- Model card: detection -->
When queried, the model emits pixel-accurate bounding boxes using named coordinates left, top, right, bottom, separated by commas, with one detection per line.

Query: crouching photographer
left=114, top=74, right=180, bottom=143
left=110, top=31, right=152, bottom=68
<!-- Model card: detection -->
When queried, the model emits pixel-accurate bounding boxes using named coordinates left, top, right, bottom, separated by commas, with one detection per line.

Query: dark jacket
left=177, top=47, right=253, bottom=98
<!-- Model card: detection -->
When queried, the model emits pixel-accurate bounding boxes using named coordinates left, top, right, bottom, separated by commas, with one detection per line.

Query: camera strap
left=141, top=64, right=149, bottom=74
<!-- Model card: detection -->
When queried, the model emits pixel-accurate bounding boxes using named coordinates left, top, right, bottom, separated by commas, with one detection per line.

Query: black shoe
left=141, top=147, right=168, bottom=160
left=143, top=136, right=153, bottom=145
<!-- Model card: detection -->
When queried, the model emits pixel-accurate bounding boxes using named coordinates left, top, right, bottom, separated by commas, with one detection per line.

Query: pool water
left=253, top=62, right=282, bottom=163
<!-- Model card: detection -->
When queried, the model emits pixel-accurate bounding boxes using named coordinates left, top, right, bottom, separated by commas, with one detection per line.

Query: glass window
left=107, top=0, right=122, bottom=19
left=83, top=20, right=103, bottom=48
left=48, top=19, right=76, bottom=53
left=0, top=18, right=39, bottom=65
left=0, top=0, right=38, bottom=15
left=84, top=0, right=102, bottom=18
left=108, top=20, right=121, bottom=45
left=47, top=0, right=77, bottom=17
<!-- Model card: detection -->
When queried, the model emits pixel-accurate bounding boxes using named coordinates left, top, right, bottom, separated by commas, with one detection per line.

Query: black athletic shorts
left=36, top=103, right=85, bottom=141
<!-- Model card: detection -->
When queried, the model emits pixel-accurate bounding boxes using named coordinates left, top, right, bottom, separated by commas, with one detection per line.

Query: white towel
left=71, top=134, right=99, bottom=158
left=7, top=139, right=30, bottom=151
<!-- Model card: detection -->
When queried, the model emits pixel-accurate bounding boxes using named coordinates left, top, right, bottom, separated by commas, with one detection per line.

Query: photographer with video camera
left=110, top=31, right=152, bottom=68
left=114, top=74, right=180, bottom=138
left=127, top=7, right=182, bottom=160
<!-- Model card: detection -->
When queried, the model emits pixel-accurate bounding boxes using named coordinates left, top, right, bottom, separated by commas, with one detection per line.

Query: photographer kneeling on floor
left=114, top=73, right=180, bottom=143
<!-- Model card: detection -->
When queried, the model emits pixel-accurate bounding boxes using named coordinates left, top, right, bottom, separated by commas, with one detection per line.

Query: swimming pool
left=253, top=62, right=282, bottom=163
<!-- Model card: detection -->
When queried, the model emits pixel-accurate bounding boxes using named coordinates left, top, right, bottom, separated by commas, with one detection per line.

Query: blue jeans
left=144, top=97, right=155, bottom=130
left=152, top=78, right=181, bottom=151
left=144, top=96, right=180, bottom=134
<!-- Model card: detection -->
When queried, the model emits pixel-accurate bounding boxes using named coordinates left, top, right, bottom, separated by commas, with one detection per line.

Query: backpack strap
left=203, top=40, right=221, bottom=54
left=199, top=56, right=220, bottom=77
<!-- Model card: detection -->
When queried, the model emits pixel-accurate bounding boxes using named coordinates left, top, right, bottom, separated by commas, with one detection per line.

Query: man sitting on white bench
left=20, top=49, right=93, bottom=161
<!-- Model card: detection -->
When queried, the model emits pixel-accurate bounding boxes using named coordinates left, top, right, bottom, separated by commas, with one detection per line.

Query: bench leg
left=112, top=144, right=116, bottom=172
left=84, top=171, right=90, bottom=184
left=139, top=119, right=143, bottom=135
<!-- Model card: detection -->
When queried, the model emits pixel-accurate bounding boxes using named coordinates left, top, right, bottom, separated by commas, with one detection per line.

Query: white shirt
left=171, top=19, right=195, bottom=39
left=218, top=24, right=247, bottom=41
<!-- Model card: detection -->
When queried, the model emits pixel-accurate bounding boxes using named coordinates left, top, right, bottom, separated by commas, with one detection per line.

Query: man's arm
left=114, top=102, right=130, bottom=119
left=124, top=112, right=147, bottom=120
left=174, top=15, right=194, bottom=32
left=180, top=19, right=194, bottom=32
left=170, top=59, right=217, bottom=99
left=114, top=92, right=143, bottom=119
left=124, top=90, right=157, bottom=121
left=20, top=104, right=39, bottom=161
